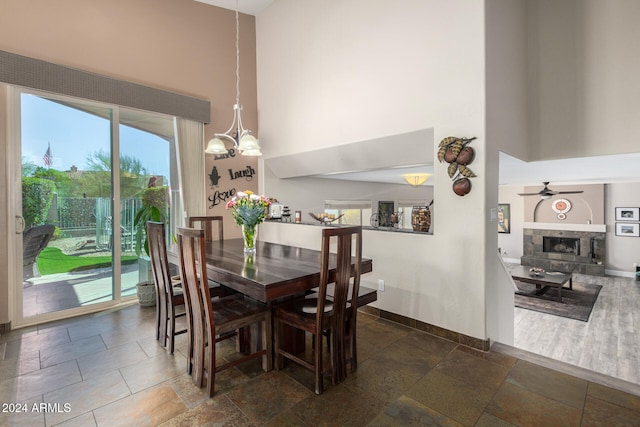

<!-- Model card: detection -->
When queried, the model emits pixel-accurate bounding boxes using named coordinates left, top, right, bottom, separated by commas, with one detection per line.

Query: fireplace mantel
left=523, top=222, right=606, bottom=233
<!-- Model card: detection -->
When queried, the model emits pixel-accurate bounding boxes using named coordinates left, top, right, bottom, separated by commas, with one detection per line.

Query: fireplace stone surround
left=521, top=228, right=606, bottom=276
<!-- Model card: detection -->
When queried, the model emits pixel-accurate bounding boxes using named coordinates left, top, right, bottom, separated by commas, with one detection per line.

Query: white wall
left=261, top=222, right=482, bottom=334
left=486, top=0, right=529, bottom=160
left=605, top=183, right=640, bottom=273
left=257, top=0, right=485, bottom=157
left=257, top=0, right=489, bottom=339
left=528, top=0, right=640, bottom=160
left=485, top=0, right=527, bottom=345
left=497, top=186, right=525, bottom=262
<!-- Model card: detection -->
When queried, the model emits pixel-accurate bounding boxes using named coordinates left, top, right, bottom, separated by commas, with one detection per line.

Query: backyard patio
left=22, top=236, right=141, bottom=317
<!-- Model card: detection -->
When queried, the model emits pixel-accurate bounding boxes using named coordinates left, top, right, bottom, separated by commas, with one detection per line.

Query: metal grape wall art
left=437, top=136, right=477, bottom=196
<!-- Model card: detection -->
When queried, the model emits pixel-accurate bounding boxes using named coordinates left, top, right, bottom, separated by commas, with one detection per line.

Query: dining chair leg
left=314, top=332, right=324, bottom=395
left=262, top=312, right=273, bottom=372
left=206, top=341, right=216, bottom=397
left=167, top=308, right=176, bottom=354
left=155, top=291, right=161, bottom=341
left=191, top=318, right=205, bottom=388
left=159, top=300, right=168, bottom=349
left=186, top=328, right=193, bottom=375
left=350, top=321, right=358, bottom=372
left=274, top=317, right=283, bottom=370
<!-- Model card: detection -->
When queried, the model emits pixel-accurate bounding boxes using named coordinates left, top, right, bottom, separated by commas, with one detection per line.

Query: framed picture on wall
left=615, top=222, right=640, bottom=237
left=498, top=204, right=510, bottom=234
left=615, top=207, right=640, bottom=221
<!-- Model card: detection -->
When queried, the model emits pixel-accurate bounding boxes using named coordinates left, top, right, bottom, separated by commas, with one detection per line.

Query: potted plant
left=133, top=185, right=169, bottom=306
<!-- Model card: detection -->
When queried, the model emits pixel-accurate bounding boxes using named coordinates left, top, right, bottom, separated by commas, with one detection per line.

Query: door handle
left=15, top=215, right=25, bottom=234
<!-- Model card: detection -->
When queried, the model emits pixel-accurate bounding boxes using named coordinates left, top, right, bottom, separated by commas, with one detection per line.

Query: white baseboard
left=605, top=269, right=636, bottom=278
left=502, top=257, right=521, bottom=264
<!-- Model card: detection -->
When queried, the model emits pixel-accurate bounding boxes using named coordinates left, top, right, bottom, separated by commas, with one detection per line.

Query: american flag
left=43, top=143, right=52, bottom=167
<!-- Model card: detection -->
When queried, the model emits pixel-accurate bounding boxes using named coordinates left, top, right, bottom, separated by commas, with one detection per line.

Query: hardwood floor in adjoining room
left=514, top=272, right=640, bottom=385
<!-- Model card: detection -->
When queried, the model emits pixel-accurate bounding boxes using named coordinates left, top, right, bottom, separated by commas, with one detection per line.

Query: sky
left=21, top=93, right=171, bottom=180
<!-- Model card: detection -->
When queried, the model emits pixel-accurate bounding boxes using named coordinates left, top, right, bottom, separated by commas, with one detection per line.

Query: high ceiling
left=498, top=152, right=640, bottom=187
left=194, top=0, right=640, bottom=188
left=194, top=0, right=273, bottom=16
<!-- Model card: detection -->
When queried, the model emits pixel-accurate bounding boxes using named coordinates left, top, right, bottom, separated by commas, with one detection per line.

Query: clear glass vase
left=242, top=224, right=258, bottom=255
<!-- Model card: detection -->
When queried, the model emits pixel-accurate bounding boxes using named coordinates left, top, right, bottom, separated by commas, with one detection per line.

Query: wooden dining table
left=191, top=238, right=373, bottom=303
left=168, top=238, right=374, bottom=375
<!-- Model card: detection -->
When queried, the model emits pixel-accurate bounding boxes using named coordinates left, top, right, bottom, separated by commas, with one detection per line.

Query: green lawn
left=37, top=247, right=138, bottom=275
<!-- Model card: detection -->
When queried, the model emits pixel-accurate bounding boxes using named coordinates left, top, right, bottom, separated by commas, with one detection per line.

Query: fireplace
left=521, top=228, right=605, bottom=276
left=543, top=237, right=580, bottom=255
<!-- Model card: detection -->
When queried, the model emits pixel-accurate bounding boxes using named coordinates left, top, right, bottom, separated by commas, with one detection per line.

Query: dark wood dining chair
left=177, top=226, right=272, bottom=397
left=320, top=281, right=376, bottom=370
left=188, top=216, right=224, bottom=241
left=146, top=221, right=187, bottom=355
left=273, top=225, right=362, bottom=394
left=187, top=215, right=236, bottom=298
left=147, top=221, right=230, bottom=359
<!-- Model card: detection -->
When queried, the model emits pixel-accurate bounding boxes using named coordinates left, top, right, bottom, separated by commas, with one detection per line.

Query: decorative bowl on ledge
left=309, top=213, right=344, bottom=224
left=529, top=267, right=545, bottom=277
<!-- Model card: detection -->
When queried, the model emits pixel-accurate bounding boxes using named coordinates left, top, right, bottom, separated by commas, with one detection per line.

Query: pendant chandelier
left=205, top=1, right=261, bottom=156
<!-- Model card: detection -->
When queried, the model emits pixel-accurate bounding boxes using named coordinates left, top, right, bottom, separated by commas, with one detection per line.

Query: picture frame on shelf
left=498, top=203, right=510, bottom=234
left=615, top=222, right=640, bottom=237
left=615, top=207, right=639, bottom=221
left=378, top=201, right=394, bottom=227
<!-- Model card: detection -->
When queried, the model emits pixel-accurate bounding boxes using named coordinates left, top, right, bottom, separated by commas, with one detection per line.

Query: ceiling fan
left=517, top=182, right=584, bottom=199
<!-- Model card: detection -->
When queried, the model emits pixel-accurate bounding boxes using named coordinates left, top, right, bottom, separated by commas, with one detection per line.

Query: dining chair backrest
left=176, top=226, right=208, bottom=385
left=147, top=221, right=173, bottom=300
left=146, top=221, right=168, bottom=326
left=188, top=216, right=224, bottom=242
left=177, top=226, right=271, bottom=396
left=147, top=220, right=188, bottom=354
left=316, top=225, right=362, bottom=380
left=316, top=226, right=362, bottom=315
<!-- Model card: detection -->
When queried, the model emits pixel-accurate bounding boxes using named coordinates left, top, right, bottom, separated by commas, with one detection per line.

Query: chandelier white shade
left=205, top=1, right=261, bottom=156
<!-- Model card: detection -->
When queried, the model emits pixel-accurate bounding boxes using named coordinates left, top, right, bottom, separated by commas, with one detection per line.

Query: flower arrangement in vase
left=226, top=190, right=270, bottom=255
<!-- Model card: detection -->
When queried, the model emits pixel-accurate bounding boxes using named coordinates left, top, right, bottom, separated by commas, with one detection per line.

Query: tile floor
left=1, top=304, right=640, bottom=426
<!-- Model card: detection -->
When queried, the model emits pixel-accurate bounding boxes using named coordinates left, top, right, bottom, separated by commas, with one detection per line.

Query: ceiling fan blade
left=518, top=183, right=583, bottom=197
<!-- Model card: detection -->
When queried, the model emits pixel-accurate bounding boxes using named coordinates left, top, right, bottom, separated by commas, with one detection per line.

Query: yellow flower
left=243, top=190, right=254, bottom=196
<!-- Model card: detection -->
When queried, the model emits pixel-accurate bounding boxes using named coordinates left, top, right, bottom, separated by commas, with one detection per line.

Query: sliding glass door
left=118, top=110, right=176, bottom=298
left=15, top=89, right=176, bottom=324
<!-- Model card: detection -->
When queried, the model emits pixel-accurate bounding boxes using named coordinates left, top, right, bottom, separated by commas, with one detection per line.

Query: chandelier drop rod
left=206, top=1, right=261, bottom=156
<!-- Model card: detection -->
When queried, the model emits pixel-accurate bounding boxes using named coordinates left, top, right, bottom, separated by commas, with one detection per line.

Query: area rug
left=514, top=281, right=602, bottom=322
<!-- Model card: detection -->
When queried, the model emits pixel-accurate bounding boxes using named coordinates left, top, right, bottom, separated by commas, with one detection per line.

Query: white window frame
left=324, top=200, right=372, bottom=226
